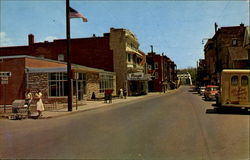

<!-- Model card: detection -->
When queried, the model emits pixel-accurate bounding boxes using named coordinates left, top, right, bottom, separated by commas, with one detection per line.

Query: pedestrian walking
left=25, top=89, right=33, bottom=116
left=123, top=89, right=127, bottom=99
left=91, top=92, right=96, bottom=101
left=25, top=89, right=33, bottom=107
left=119, top=88, right=123, bottom=99
left=35, top=89, right=44, bottom=118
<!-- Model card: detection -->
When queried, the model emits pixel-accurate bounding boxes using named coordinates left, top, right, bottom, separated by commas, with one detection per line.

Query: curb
left=1, top=88, right=180, bottom=120
left=45, top=88, right=180, bottom=119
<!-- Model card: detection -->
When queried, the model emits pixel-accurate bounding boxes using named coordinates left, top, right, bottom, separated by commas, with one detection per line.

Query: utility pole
left=214, top=22, right=219, bottom=85
left=150, top=45, right=153, bottom=53
left=66, top=0, right=72, bottom=111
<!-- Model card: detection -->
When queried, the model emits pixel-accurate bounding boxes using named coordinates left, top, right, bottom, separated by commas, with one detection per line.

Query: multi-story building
left=204, top=23, right=249, bottom=84
left=196, top=59, right=208, bottom=86
left=109, top=28, right=149, bottom=96
left=0, top=28, right=148, bottom=96
left=146, top=50, right=177, bottom=92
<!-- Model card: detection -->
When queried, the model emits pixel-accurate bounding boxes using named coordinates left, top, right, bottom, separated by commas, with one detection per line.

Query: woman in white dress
left=35, top=89, right=44, bottom=117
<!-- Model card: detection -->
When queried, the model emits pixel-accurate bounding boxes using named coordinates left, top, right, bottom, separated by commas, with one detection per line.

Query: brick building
left=0, top=34, right=113, bottom=72
left=196, top=59, right=208, bottom=86
left=0, top=28, right=149, bottom=96
left=0, top=55, right=115, bottom=107
left=204, top=24, right=249, bottom=84
left=146, top=50, right=177, bottom=92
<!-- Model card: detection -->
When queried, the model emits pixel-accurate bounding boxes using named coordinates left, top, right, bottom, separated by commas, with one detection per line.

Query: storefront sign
left=127, top=72, right=151, bottom=81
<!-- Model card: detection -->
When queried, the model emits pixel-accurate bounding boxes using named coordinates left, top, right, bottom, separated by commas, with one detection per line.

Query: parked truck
left=216, top=69, right=250, bottom=110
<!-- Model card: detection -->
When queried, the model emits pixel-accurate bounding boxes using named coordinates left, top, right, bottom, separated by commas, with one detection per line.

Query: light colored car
left=198, top=86, right=206, bottom=95
left=204, top=85, right=219, bottom=101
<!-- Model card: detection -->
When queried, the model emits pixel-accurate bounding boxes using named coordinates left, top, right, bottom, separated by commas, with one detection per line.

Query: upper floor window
left=232, top=39, right=237, bottom=47
left=58, top=54, right=64, bottom=61
left=127, top=53, right=131, bottom=62
left=148, top=65, right=152, bottom=70
left=154, top=62, right=158, bottom=69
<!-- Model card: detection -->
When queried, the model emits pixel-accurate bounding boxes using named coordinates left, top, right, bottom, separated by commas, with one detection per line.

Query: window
left=137, top=58, right=141, bottom=64
left=128, top=53, right=131, bottom=62
left=77, top=73, right=86, bottom=94
left=232, top=39, right=237, bottom=46
left=154, top=62, right=158, bottom=69
left=231, top=76, right=238, bottom=86
left=99, top=74, right=114, bottom=93
left=133, top=54, right=136, bottom=63
left=48, top=72, right=68, bottom=96
left=148, top=65, right=152, bottom=70
left=155, top=72, right=159, bottom=79
left=241, top=76, right=248, bottom=86
left=58, top=54, right=64, bottom=61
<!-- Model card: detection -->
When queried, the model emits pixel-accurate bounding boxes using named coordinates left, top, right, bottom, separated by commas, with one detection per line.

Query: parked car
left=216, top=69, right=250, bottom=110
left=198, top=86, right=206, bottom=95
left=204, top=85, right=219, bottom=101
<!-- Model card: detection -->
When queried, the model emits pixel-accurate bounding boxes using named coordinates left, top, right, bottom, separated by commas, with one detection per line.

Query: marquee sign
left=127, top=72, right=151, bottom=81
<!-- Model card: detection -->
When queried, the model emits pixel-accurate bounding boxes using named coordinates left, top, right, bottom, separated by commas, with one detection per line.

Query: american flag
left=69, top=7, right=88, bottom=22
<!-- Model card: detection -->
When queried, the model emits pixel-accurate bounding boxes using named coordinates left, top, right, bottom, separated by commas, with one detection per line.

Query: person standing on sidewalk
left=35, top=89, right=44, bottom=118
left=25, top=89, right=33, bottom=116
left=119, top=88, right=123, bottom=99
left=123, top=89, right=127, bottom=99
left=25, top=89, right=33, bottom=106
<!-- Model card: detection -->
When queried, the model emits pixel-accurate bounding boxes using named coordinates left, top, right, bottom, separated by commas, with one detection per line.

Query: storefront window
left=99, top=74, right=114, bottom=93
left=48, top=72, right=68, bottom=96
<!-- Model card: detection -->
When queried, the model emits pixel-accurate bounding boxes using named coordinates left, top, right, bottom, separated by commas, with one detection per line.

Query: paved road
left=0, top=86, right=249, bottom=160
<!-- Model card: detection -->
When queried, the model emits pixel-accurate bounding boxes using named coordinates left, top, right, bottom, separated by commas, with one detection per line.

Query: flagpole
left=66, top=0, right=72, bottom=111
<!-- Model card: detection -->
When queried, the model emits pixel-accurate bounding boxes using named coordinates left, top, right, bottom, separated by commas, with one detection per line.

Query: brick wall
left=0, top=36, right=114, bottom=72
left=0, top=58, right=26, bottom=105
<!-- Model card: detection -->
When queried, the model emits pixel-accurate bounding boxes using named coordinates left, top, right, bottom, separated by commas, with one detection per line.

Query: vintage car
left=198, top=86, right=206, bottom=95
left=216, top=69, right=250, bottom=110
left=204, top=85, right=219, bottom=101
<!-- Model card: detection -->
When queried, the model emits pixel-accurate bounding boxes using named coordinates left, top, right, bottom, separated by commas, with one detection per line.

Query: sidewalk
left=2, top=89, right=178, bottom=119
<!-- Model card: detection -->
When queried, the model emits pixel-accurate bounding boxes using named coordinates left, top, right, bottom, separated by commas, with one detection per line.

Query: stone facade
left=86, top=72, right=100, bottom=99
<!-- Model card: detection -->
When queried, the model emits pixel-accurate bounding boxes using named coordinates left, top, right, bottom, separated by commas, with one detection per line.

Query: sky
left=0, top=0, right=249, bottom=69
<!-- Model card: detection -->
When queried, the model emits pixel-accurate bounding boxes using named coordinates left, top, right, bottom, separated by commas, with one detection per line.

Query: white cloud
left=44, top=36, right=58, bottom=42
left=0, top=32, right=13, bottom=46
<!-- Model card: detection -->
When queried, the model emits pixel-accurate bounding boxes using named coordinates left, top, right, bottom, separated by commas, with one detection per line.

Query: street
left=0, top=86, right=249, bottom=160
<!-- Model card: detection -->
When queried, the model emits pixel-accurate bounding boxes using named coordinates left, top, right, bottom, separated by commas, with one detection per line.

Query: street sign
left=0, top=72, right=11, bottom=77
